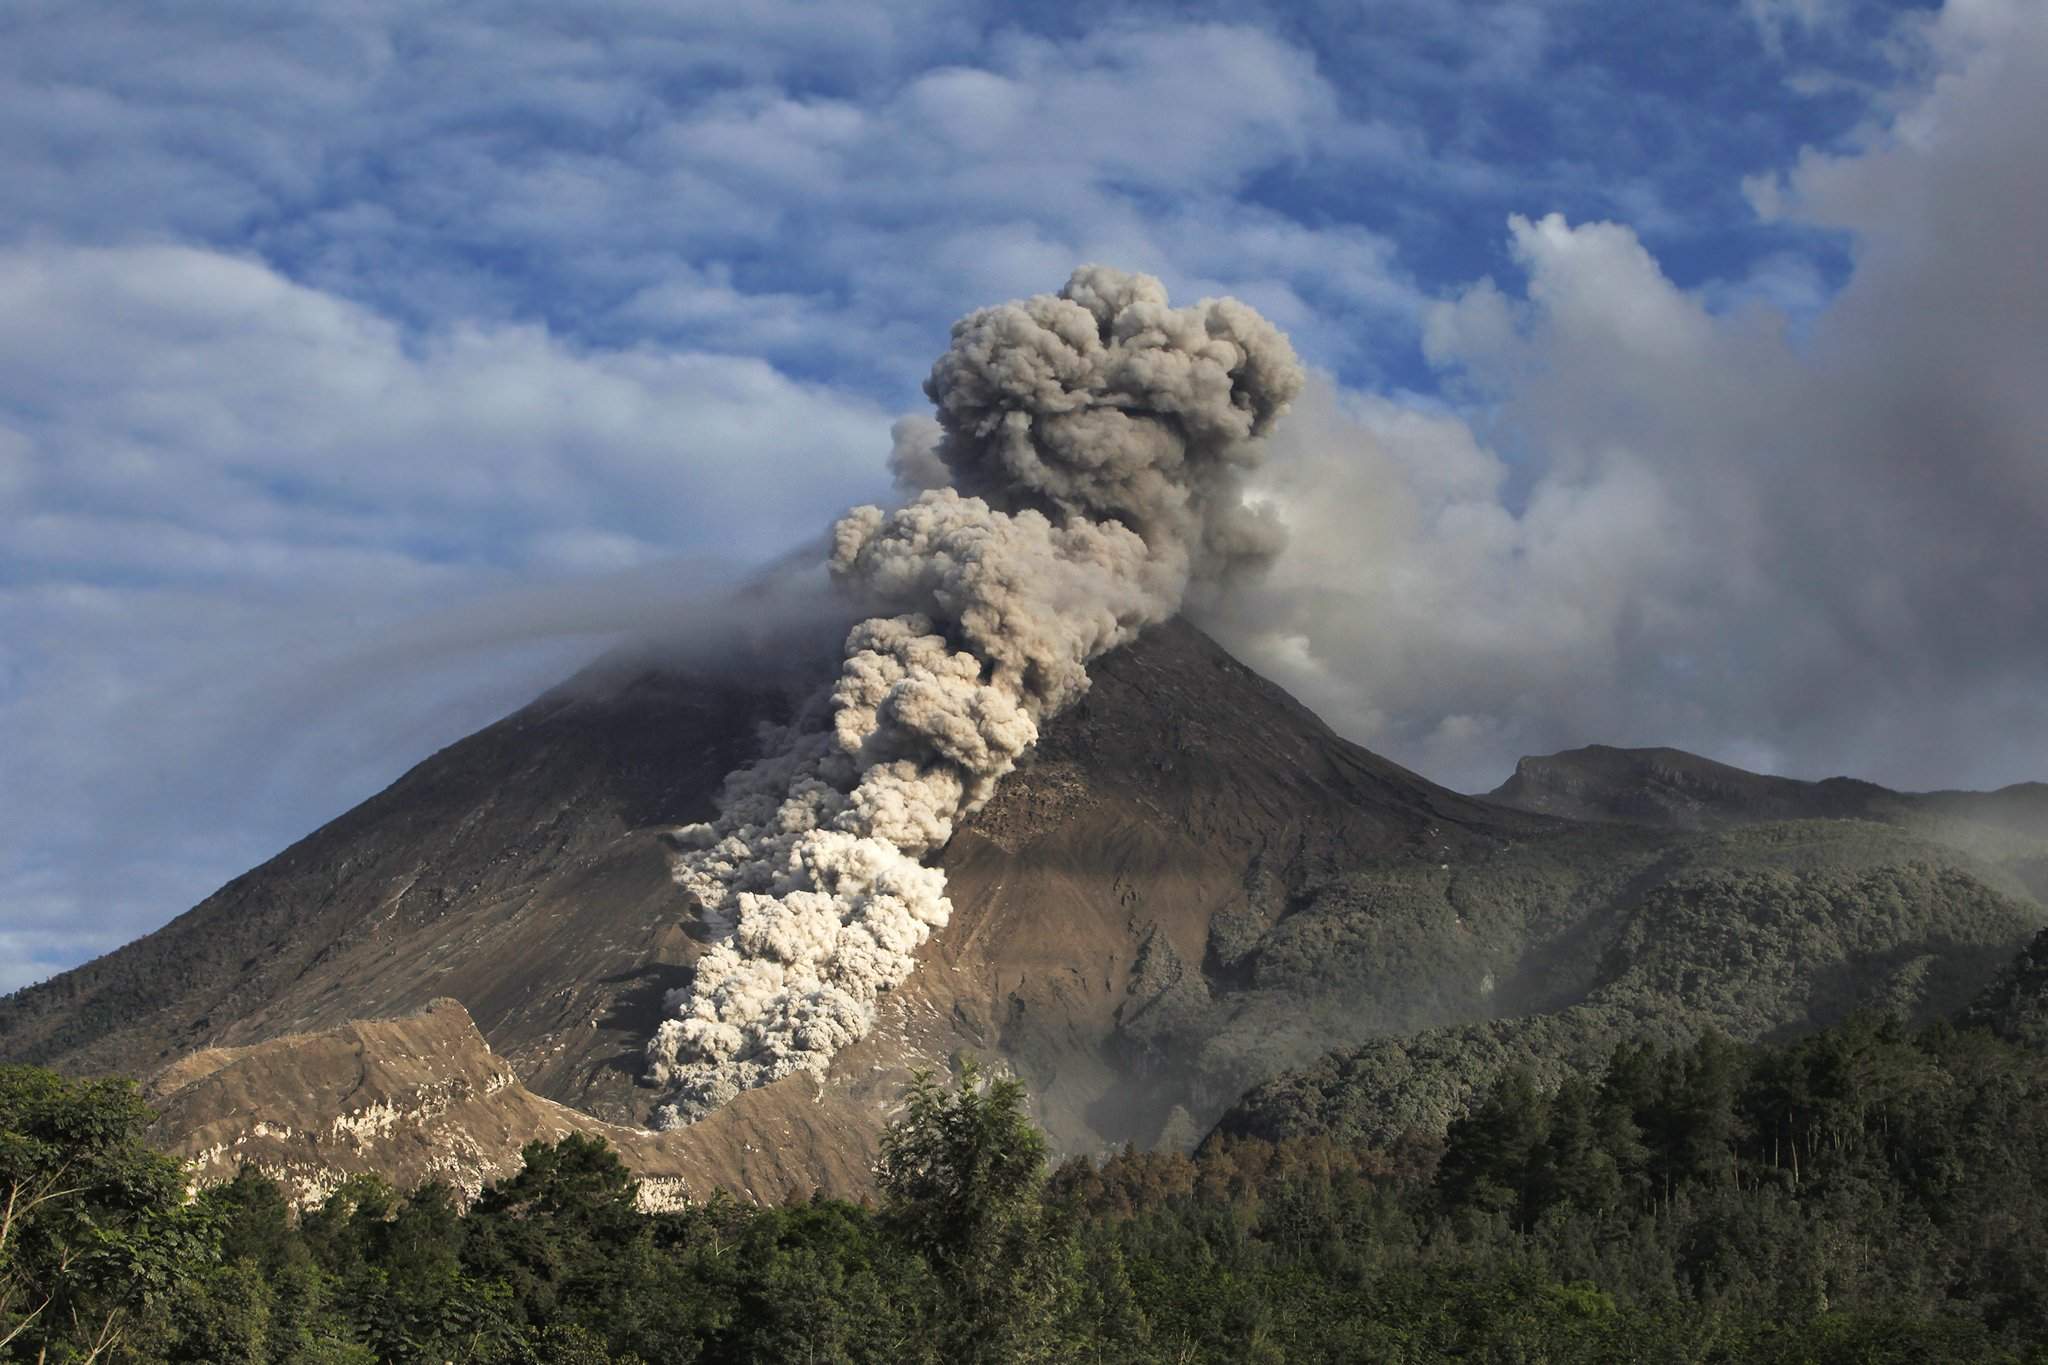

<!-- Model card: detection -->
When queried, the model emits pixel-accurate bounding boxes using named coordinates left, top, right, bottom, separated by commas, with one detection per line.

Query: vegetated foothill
left=8, top=988, right=2048, bottom=1362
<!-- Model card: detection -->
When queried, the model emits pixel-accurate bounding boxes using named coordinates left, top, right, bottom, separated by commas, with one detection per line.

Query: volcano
left=11, top=262, right=2039, bottom=1209
left=0, top=621, right=1536, bottom=1200
left=4, top=621, right=2041, bottom=1204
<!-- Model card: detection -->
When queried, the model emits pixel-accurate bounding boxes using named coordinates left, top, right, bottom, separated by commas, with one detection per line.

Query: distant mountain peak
left=1490, top=744, right=1891, bottom=829
left=1490, top=744, right=2048, bottom=855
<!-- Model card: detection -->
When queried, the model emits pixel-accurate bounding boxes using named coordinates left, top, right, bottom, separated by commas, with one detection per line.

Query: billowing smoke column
left=647, top=267, right=1303, bottom=1124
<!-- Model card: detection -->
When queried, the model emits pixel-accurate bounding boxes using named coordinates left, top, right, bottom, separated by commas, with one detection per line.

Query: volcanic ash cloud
left=646, top=266, right=1303, bottom=1124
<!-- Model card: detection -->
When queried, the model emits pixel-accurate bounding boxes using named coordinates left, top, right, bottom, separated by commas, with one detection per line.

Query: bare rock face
left=150, top=999, right=679, bottom=1209
left=1, top=620, right=1538, bottom=1200
left=147, top=997, right=904, bottom=1209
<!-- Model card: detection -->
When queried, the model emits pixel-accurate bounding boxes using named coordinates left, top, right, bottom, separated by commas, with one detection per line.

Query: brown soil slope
left=145, top=997, right=886, bottom=1209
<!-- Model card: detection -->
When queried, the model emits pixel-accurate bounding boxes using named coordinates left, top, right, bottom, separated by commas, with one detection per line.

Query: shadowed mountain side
left=1491, top=745, right=1892, bottom=828
left=1212, top=821, right=2045, bottom=1151
left=0, top=668, right=788, bottom=1125
left=1493, top=744, right=2048, bottom=903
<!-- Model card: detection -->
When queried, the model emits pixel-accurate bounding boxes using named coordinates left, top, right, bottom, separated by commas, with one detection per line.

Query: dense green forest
left=6, top=1018, right=2048, bottom=1363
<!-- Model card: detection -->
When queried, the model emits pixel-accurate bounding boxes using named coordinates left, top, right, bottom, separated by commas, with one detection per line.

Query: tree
left=464, top=1135, right=648, bottom=1353
left=876, top=1059, right=1074, bottom=1363
left=0, top=1064, right=219, bottom=1362
left=1542, top=1075, right=1625, bottom=1223
left=1436, top=1065, right=1548, bottom=1230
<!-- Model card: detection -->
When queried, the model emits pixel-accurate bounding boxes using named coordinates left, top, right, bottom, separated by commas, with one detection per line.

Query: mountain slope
left=1, top=621, right=1544, bottom=1191
left=9, top=629, right=2041, bottom=1201
left=1490, top=745, right=1892, bottom=828
left=1492, top=743, right=2048, bottom=846
left=147, top=998, right=691, bottom=1209
left=0, top=667, right=784, bottom=1126
left=1219, top=792, right=2048, bottom=1150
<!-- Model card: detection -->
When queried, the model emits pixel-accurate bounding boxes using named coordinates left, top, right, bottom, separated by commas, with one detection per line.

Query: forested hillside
left=1207, top=819, right=2041, bottom=1148
left=7, top=1002, right=2048, bottom=1363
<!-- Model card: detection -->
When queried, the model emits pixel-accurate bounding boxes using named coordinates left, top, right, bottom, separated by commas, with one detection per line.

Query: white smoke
left=646, top=266, right=1303, bottom=1123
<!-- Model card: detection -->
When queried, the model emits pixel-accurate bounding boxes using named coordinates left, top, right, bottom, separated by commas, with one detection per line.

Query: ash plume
left=646, top=267, right=1303, bottom=1123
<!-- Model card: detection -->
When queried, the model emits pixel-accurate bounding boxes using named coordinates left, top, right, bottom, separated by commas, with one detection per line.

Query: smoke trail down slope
left=646, top=267, right=1303, bottom=1123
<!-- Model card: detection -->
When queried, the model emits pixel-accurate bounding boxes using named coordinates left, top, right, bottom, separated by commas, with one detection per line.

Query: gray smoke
left=646, top=266, right=1303, bottom=1122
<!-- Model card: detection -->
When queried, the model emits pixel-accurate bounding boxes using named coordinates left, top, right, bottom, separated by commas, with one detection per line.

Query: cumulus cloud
left=0, top=242, right=894, bottom=992
left=0, top=5, right=1421, bottom=396
left=1210, top=0, right=2048, bottom=793
left=646, top=268, right=1303, bottom=1120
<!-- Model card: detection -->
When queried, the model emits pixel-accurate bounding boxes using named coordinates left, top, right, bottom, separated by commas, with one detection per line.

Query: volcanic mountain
left=0, top=621, right=1535, bottom=1199
left=3, top=622, right=2041, bottom=1204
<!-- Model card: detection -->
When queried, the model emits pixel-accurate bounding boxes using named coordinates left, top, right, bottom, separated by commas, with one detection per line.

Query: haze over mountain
left=1494, top=744, right=2048, bottom=841
left=1494, top=745, right=2048, bottom=902
left=1220, top=747, right=2048, bottom=1152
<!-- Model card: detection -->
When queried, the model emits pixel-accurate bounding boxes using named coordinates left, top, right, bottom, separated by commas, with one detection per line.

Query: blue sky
left=3, top=0, right=2044, bottom=991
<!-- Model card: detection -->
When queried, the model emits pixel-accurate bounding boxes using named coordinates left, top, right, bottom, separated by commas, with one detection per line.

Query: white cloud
left=0, top=243, right=893, bottom=561
left=0, top=241, right=895, bottom=980
left=1210, top=0, right=2048, bottom=794
left=1, top=8, right=1419, bottom=392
